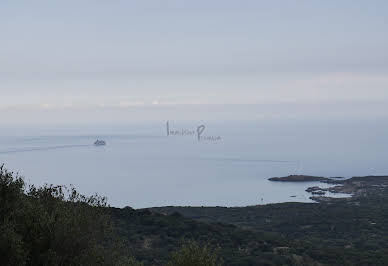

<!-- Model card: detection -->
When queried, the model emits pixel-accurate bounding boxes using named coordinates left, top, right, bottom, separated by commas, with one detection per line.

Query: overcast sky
left=1, top=0, right=388, bottom=123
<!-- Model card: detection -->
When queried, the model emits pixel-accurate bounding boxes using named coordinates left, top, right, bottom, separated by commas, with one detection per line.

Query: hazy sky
left=1, top=0, right=388, bottom=123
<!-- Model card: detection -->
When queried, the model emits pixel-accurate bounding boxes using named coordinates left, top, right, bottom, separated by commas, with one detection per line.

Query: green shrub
left=168, top=240, right=222, bottom=266
left=0, top=164, right=135, bottom=265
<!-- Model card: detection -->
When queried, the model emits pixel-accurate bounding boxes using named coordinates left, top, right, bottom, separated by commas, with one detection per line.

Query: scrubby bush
left=0, top=164, right=133, bottom=265
left=168, top=240, right=222, bottom=266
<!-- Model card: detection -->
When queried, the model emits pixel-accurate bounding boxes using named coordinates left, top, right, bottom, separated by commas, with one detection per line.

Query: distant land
left=268, top=174, right=388, bottom=202
left=268, top=174, right=344, bottom=182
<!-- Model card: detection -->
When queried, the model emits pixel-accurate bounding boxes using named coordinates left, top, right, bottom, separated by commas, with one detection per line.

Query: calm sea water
left=1, top=118, right=387, bottom=208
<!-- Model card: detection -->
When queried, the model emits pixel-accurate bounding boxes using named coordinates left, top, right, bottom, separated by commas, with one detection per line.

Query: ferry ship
left=94, top=140, right=106, bottom=146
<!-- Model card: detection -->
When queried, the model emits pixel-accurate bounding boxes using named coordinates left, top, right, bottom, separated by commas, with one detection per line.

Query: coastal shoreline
left=268, top=174, right=388, bottom=202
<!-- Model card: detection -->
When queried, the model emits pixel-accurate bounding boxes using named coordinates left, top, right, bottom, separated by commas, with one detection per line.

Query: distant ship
left=94, top=140, right=106, bottom=146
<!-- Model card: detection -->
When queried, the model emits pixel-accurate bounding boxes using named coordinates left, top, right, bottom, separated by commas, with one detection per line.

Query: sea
left=1, top=117, right=388, bottom=208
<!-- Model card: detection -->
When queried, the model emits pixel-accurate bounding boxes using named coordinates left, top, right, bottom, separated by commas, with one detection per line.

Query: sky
left=1, top=0, right=388, bottom=123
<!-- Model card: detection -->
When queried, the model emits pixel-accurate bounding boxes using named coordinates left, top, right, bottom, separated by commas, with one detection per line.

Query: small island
left=268, top=175, right=330, bottom=182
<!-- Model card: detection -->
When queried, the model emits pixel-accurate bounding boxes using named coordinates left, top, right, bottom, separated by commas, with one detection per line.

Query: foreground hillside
left=2, top=164, right=388, bottom=265
left=110, top=207, right=310, bottom=265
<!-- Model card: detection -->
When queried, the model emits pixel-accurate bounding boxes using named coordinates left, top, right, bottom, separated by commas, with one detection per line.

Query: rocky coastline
left=269, top=174, right=388, bottom=202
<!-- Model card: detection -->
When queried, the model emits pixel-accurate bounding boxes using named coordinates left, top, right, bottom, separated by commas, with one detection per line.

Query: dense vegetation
left=2, top=164, right=388, bottom=265
left=0, top=165, right=135, bottom=265
left=152, top=176, right=388, bottom=266
left=110, top=207, right=309, bottom=265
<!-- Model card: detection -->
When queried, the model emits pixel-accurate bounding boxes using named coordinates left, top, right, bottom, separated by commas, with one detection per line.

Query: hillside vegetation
left=2, top=164, right=388, bottom=265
